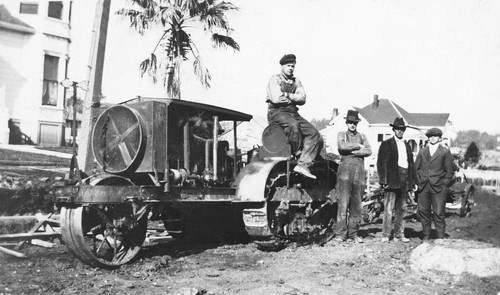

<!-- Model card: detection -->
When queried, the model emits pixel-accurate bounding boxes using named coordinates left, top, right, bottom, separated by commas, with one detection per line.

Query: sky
left=80, top=0, right=500, bottom=134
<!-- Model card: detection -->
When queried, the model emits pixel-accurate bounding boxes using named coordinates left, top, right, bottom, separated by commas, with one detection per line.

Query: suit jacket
left=377, top=137, right=416, bottom=189
left=414, top=144, right=454, bottom=193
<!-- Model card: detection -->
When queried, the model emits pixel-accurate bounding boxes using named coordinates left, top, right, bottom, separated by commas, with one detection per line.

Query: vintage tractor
left=55, top=98, right=338, bottom=268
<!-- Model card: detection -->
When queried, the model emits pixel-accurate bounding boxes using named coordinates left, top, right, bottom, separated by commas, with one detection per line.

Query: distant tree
left=485, top=138, right=498, bottom=150
left=464, top=141, right=481, bottom=168
left=310, top=118, right=330, bottom=131
left=117, top=0, right=240, bottom=99
left=454, top=130, right=499, bottom=150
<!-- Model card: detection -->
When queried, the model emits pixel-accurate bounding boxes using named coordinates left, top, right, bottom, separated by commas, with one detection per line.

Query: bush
left=464, top=142, right=481, bottom=168
left=0, top=177, right=59, bottom=215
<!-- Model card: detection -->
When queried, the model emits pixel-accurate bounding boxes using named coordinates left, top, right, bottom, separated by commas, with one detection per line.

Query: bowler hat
left=279, top=54, right=296, bottom=65
left=390, top=117, right=408, bottom=128
left=425, top=127, right=443, bottom=137
left=344, top=110, right=361, bottom=122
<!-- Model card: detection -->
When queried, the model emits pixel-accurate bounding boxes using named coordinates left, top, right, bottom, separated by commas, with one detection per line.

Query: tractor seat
left=259, top=124, right=295, bottom=160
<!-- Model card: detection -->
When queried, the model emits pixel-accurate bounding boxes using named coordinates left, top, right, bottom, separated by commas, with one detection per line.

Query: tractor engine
left=91, top=99, right=236, bottom=187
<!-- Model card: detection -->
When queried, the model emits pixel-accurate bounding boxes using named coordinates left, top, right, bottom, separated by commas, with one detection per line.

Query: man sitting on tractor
left=265, top=54, right=323, bottom=179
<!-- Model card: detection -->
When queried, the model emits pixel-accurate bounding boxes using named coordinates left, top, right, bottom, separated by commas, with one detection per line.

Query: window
left=42, top=55, right=59, bottom=106
left=48, top=1, right=63, bottom=19
left=39, top=123, right=61, bottom=145
left=20, top=2, right=38, bottom=14
left=377, top=134, right=383, bottom=142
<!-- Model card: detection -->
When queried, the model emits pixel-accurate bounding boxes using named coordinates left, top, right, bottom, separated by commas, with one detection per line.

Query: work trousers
left=416, top=183, right=447, bottom=239
left=382, top=167, right=409, bottom=238
left=335, top=160, right=365, bottom=239
left=267, top=108, right=322, bottom=167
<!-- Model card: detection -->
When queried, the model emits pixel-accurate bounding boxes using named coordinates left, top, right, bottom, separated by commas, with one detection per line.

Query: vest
left=268, top=76, right=298, bottom=112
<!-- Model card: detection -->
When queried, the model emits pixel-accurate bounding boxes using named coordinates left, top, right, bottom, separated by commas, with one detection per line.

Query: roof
left=356, top=99, right=402, bottom=124
left=166, top=99, right=253, bottom=122
left=410, top=113, right=450, bottom=127
left=357, top=98, right=449, bottom=128
left=124, top=97, right=253, bottom=122
left=0, top=4, right=35, bottom=34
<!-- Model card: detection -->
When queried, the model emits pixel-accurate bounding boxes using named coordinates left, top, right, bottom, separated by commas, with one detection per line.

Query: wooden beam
left=0, top=245, right=26, bottom=258
left=15, top=215, right=60, bottom=250
left=30, top=239, right=55, bottom=248
left=0, top=232, right=60, bottom=242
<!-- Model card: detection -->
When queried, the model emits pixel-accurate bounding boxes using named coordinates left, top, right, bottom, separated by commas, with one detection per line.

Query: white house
left=219, top=115, right=267, bottom=161
left=320, top=95, right=453, bottom=170
left=0, top=1, right=72, bottom=145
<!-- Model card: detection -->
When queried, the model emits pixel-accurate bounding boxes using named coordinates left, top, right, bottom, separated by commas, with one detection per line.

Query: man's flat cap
left=425, top=127, right=443, bottom=137
left=279, top=54, right=296, bottom=65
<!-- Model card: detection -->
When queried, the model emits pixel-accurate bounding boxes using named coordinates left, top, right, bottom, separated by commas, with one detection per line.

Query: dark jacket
left=377, top=137, right=416, bottom=189
left=414, top=144, right=454, bottom=193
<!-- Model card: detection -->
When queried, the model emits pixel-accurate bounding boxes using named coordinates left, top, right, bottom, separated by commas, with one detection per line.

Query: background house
left=0, top=1, right=72, bottom=145
left=320, top=95, right=453, bottom=170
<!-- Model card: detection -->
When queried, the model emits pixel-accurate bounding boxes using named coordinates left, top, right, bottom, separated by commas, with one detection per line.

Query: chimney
left=372, top=94, right=379, bottom=109
left=332, top=108, right=339, bottom=119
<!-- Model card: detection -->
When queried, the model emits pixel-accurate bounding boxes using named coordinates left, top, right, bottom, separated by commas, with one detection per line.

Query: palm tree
left=117, top=0, right=240, bottom=99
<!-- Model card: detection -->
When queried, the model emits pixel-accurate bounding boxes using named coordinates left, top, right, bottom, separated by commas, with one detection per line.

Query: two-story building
left=0, top=1, right=72, bottom=145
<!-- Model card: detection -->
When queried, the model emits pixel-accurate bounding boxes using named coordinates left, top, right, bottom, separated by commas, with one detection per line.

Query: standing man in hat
left=377, top=117, right=417, bottom=243
left=334, top=110, right=372, bottom=243
left=266, top=53, right=323, bottom=179
left=415, top=127, right=454, bottom=242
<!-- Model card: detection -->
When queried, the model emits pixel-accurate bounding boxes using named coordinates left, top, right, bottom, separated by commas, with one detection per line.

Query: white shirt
left=395, top=137, right=408, bottom=169
left=429, top=143, right=439, bottom=156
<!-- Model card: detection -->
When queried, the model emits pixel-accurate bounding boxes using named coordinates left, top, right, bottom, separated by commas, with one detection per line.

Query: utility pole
left=78, top=0, right=111, bottom=173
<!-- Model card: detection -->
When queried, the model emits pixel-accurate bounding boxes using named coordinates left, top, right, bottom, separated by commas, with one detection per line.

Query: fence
left=463, top=169, right=500, bottom=187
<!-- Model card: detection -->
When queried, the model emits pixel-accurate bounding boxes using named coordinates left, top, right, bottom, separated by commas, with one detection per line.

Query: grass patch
left=0, top=148, right=69, bottom=166
left=1, top=167, right=66, bottom=179
left=35, top=145, right=74, bottom=154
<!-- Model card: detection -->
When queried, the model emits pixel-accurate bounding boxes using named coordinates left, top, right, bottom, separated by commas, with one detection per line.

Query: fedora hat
left=390, top=117, right=408, bottom=128
left=344, top=110, right=361, bottom=122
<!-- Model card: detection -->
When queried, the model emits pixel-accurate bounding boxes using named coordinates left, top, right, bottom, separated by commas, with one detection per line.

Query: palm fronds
left=139, top=53, right=158, bottom=83
left=193, top=57, right=211, bottom=88
left=211, top=33, right=239, bottom=51
left=200, top=1, right=238, bottom=32
left=119, top=0, right=239, bottom=99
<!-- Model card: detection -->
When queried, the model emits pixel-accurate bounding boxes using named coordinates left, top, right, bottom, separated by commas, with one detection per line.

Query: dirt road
left=1, top=189, right=500, bottom=295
